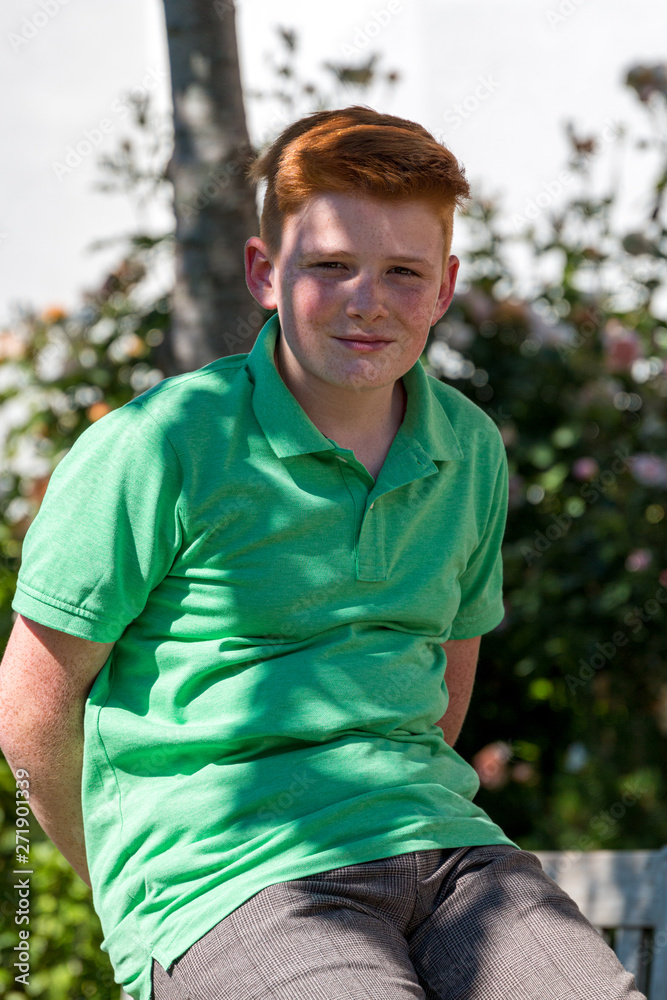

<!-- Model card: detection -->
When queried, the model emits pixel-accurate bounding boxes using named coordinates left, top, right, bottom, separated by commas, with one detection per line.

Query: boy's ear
left=245, top=238, right=277, bottom=309
left=431, top=256, right=460, bottom=326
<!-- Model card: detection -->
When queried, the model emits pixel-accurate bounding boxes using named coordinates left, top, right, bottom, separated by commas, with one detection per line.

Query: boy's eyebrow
left=296, top=249, right=434, bottom=268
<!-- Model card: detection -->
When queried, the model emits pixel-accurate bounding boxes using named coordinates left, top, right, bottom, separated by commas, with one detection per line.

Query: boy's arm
left=436, top=635, right=481, bottom=747
left=0, top=614, right=115, bottom=888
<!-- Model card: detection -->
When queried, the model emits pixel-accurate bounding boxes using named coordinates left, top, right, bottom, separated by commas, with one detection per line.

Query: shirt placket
left=331, top=444, right=438, bottom=583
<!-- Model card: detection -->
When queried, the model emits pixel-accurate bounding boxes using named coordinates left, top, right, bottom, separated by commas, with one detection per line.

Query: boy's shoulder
left=133, top=352, right=250, bottom=405
left=115, top=352, right=252, bottom=434
left=425, top=370, right=504, bottom=454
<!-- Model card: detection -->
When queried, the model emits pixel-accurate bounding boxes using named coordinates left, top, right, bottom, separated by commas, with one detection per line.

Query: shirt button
left=369, top=502, right=375, bottom=509
left=338, top=456, right=348, bottom=463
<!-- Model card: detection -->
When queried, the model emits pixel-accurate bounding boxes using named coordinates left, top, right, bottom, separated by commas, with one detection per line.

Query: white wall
left=1, top=0, right=664, bottom=327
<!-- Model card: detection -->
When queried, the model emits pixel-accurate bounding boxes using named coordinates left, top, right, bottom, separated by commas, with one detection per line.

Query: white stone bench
left=534, top=848, right=667, bottom=998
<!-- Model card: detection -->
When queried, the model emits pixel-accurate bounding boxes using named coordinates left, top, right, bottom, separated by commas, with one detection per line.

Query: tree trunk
left=160, top=0, right=263, bottom=375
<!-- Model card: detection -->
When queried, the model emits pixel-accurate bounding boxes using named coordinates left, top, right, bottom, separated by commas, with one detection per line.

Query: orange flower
left=41, top=305, right=67, bottom=323
left=88, top=402, right=112, bottom=422
left=28, top=476, right=51, bottom=505
left=124, top=333, right=147, bottom=358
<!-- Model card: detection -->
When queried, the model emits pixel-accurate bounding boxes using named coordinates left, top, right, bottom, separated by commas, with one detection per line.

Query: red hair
left=246, top=105, right=471, bottom=264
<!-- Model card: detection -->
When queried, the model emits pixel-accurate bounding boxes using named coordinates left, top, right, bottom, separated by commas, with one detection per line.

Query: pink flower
left=511, top=762, right=537, bottom=784
left=0, top=330, right=27, bottom=361
left=472, top=742, right=512, bottom=790
left=626, top=549, right=652, bottom=573
left=572, top=457, right=599, bottom=481
left=602, top=319, right=642, bottom=372
left=629, top=454, right=667, bottom=488
left=462, top=288, right=495, bottom=324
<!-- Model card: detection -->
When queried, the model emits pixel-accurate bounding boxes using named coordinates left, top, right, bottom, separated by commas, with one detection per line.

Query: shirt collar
left=244, top=312, right=464, bottom=462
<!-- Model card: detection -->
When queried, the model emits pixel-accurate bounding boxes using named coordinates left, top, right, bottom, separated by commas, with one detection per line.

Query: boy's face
left=245, top=191, right=459, bottom=398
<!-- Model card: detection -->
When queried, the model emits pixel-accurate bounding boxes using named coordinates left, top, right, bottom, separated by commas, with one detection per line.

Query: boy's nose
left=344, top=275, right=389, bottom=323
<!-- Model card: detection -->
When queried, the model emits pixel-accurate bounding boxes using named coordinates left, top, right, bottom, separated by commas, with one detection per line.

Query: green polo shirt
left=12, top=311, right=516, bottom=1000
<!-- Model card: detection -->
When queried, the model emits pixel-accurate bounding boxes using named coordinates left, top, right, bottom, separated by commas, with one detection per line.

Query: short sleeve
left=448, top=445, right=508, bottom=640
left=11, top=400, right=183, bottom=643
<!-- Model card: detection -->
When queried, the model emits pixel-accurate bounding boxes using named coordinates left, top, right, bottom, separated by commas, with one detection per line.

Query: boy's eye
left=313, top=263, right=419, bottom=276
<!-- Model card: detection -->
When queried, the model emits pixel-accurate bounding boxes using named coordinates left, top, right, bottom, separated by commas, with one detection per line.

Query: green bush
left=0, top=261, right=172, bottom=999
left=433, top=110, right=667, bottom=849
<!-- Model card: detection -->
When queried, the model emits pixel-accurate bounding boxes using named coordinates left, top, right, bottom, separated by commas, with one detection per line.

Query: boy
left=0, top=106, right=644, bottom=999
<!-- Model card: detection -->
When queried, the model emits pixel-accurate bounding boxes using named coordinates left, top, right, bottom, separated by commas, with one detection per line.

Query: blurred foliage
left=433, top=74, right=667, bottom=851
left=1, top=28, right=666, bottom=999
left=0, top=756, right=117, bottom=1000
left=0, top=265, right=172, bottom=1000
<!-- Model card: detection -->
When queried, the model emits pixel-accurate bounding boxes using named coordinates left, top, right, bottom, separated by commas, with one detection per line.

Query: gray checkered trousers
left=151, top=845, right=646, bottom=999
